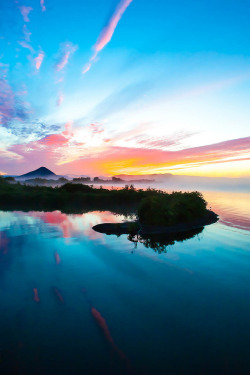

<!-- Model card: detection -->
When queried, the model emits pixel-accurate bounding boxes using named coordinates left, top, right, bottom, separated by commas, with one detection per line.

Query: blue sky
left=0, top=0, right=250, bottom=176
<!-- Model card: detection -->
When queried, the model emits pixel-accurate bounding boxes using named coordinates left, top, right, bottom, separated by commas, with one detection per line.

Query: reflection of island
left=127, top=227, right=204, bottom=253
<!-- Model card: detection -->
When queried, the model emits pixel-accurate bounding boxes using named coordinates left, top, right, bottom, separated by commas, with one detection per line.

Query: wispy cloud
left=127, top=132, right=196, bottom=150
left=58, top=136, right=250, bottom=175
left=95, top=0, right=133, bottom=52
left=18, top=40, right=35, bottom=54
left=34, top=51, right=45, bottom=70
left=19, top=6, right=33, bottom=22
left=0, top=77, right=15, bottom=126
left=0, top=72, right=32, bottom=130
left=22, top=25, right=31, bottom=42
left=40, top=0, right=46, bottom=12
left=82, top=0, right=133, bottom=74
left=56, top=93, right=64, bottom=106
left=55, top=42, right=77, bottom=72
left=89, top=123, right=104, bottom=135
left=0, top=148, right=23, bottom=161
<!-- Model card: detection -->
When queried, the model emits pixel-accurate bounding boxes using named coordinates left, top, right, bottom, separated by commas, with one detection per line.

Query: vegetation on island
left=138, top=191, right=208, bottom=226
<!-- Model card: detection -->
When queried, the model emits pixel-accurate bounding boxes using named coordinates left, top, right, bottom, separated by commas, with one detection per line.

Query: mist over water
left=0, top=189, right=249, bottom=374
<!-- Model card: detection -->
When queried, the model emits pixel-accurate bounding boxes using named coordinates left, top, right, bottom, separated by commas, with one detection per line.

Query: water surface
left=0, top=191, right=249, bottom=374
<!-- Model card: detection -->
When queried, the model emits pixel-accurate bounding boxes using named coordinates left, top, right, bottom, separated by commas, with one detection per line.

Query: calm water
left=0, top=190, right=250, bottom=375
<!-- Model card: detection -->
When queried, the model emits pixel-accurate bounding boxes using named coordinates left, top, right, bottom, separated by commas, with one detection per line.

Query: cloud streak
left=40, top=0, right=46, bottom=12
left=22, top=25, right=31, bottom=42
left=55, top=42, right=77, bottom=72
left=82, top=0, right=133, bottom=74
left=18, top=40, right=35, bottom=54
left=34, top=51, right=45, bottom=70
left=56, top=93, right=64, bottom=106
left=19, top=6, right=33, bottom=22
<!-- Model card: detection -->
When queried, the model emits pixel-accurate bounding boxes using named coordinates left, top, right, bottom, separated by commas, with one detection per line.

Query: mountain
left=18, top=167, right=57, bottom=180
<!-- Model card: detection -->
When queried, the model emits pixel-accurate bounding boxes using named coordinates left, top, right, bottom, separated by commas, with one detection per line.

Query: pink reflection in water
left=29, top=210, right=124, bottom=240
left=0, top=231, right=9, bottom=255
left=33, top=288, right=40, bottom=302
left=91, top=306, right=131, bottom=369
left=53, top=287, right=64, bottom=304
left=203, top=191, right=250, bottom=231
left=82, top=288, right=131, bottom=370
left=54, top=252, right=61, bottom=264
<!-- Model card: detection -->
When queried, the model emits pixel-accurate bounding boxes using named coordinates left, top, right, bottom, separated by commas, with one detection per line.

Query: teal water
left=0, top=191, right=249, bottom=374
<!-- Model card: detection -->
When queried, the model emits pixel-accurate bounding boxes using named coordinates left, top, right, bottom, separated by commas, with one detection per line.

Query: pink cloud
left=56, top=92, right=64, bottom=106
left=39, top=134, right=69, bottom=147
left=90, top=123, right=104, bottom=135
left=5, top=133, right=250, bottom=177
left=95, top=0, right=133, bottom=52
left=34, top=51, right=45, bottom=70
left=23, top=25, right=31, bottom=42
left=55, top=42, right=77, bottom=72
left=40, top=0, right=46, bottom=12
left=82, top=0, right=133, bottom=74
left=128, top=132, right=195, bottom=150
left=62, top=122, right=73, bottom=137
left=18, top=40, right=35, bottom=53
left=19, top=6, right=33, bottom=22
left=54, top=136, right=250, bottom=176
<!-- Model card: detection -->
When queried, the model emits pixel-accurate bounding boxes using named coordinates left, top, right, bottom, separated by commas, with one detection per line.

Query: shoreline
left=92, top=209, right=219, bottom=236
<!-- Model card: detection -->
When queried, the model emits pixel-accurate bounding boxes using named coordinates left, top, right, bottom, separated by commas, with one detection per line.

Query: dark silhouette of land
left=18, top=167, right=57, bottom=180
left=6, top=166, right=249, bottom=192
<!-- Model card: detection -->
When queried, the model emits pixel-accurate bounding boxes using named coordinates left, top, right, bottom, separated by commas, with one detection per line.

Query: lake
left=0, top=190, right=249, bottom=374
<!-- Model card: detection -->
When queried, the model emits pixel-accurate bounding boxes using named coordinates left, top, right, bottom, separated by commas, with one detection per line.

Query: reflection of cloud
left=82, top=0, right=133, bottom=74
left=29, top=210, right=123, bottom=240
left=91, top=306, right=130, bottom=365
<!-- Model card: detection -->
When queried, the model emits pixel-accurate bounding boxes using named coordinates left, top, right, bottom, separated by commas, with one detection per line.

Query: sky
left=0, top=0, right=250, bottom=177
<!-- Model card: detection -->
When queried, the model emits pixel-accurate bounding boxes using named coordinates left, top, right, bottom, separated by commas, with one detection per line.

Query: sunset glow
left=0, top=0, right=249, bottom=177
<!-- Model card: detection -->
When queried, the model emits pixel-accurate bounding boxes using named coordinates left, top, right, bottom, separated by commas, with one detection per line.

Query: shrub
left=138, top=191, right=207, bottom=226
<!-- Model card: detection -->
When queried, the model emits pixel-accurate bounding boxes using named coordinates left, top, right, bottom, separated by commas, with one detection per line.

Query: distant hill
left=114, top=173, right=173, bottom=181
left=18, top=167, right=57, bottom=180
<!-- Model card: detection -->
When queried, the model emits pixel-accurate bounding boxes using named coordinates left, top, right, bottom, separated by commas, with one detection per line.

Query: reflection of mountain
left=17, top=167, right=57, bottom=180
left=127, top=227, right=204, bottom=253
